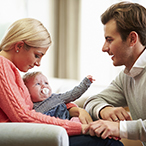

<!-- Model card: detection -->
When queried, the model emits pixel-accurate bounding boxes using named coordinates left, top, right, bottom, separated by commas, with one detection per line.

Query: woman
left=0, top=18, right=123, bottom=146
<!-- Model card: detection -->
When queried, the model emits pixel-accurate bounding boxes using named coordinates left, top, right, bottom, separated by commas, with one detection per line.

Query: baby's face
left=26, top=73, right=52, bottom=102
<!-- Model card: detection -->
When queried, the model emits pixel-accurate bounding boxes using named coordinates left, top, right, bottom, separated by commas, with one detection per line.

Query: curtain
left=49, top=0, right=81, bottom=80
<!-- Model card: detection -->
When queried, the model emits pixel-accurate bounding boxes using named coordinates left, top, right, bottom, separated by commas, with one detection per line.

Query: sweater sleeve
left=84, top=71, right=127, bottom=120
left=0, top=57, right=82, bottom=136
left=66, top=103, right=78, bottom=109
left=59, top=77, right=92, bottom=104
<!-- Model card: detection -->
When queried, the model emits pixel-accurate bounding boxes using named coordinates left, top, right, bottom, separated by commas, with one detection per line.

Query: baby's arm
left=59, top=76, right=95, bottom=104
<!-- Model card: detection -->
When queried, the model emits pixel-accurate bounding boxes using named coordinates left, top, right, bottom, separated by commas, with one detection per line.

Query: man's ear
left=14, top=41, right=24, bottom=53
left=128, top=31, right=138, bottom=47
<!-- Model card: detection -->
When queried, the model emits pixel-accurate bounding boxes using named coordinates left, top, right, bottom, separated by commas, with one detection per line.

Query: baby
left=23, top=71, right=95, bottom=121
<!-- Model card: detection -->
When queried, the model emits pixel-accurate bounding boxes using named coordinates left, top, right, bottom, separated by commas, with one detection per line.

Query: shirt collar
left=124, top=49, right=146, bottom=77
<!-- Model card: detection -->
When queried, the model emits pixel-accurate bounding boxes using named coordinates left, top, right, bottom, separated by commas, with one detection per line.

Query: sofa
left=0, top=123, right=68, bottom=146
left=0, top=77, right=142, bottom=146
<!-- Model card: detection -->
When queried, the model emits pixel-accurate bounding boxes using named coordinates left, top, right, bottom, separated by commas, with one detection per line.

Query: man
left=84, top=2, right=146, bottom=146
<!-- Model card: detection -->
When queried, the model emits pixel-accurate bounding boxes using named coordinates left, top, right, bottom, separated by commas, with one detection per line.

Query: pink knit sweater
left=0, top=56, right=82, bottom=136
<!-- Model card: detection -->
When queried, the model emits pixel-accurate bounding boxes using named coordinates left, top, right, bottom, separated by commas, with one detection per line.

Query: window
left=0, top=0, right=51, bottom=77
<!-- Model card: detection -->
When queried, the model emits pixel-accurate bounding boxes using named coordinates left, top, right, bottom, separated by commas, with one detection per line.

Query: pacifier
left=42, top=88, right=50, bottom=94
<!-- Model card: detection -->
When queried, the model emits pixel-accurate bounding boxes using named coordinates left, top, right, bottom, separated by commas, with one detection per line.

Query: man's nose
left=102, top=42, right=109, bottom=52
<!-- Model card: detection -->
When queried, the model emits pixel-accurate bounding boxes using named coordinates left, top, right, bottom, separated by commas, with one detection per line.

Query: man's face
left=102, top=19, right=133, bottom=69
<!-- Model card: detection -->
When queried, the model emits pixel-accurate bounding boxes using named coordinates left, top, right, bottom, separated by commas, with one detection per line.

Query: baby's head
left=23, top=71, right=52, bottom=102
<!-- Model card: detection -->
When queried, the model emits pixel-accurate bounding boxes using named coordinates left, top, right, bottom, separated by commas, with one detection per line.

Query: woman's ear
left=14, top=41, right=24, bottom=53
left=128, top=31, right=138, bottom=47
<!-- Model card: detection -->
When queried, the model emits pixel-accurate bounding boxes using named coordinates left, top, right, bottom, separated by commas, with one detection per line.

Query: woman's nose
left=34, top=61, right=40, bottom=66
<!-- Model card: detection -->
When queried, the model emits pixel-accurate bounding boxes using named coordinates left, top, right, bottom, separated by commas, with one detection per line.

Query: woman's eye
left=35, top=54, right=40, bottom=58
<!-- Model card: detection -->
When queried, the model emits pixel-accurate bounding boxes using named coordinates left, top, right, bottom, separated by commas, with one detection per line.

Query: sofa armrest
left=0, top=123, right=69, bottom=146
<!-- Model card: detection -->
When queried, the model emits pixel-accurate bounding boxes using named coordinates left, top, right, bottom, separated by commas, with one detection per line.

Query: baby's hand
left=86, top=75, right=95, bottom=83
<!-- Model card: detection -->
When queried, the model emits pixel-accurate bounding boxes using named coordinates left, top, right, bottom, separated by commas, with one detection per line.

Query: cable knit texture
left=0, top=56, right=82, bottom=136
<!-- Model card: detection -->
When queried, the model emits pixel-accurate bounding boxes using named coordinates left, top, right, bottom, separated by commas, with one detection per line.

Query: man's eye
left=107, top=39, right=113, bottom=43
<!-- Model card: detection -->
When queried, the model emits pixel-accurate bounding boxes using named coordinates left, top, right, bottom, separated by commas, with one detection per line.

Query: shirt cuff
left=66, top=102, right=78, bottom=109
left=120, top=120, right=128, bottom=138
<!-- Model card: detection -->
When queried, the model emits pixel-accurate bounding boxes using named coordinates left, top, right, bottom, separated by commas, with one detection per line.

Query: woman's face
left=13, top=44, right=48, bottom=72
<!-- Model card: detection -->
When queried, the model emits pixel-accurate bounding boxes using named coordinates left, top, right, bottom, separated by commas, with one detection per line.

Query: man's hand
left=82, top=124, right=90, bottom=135
left=89, top=120, right=120, bottom=139
left=100, top=106, right=131, bottom=122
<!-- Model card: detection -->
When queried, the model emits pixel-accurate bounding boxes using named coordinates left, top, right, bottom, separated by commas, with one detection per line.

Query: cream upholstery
left=0, top=123, right=69, bottom=146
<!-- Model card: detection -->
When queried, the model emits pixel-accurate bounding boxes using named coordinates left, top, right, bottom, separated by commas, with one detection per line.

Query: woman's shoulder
left=0, top=56, right=9, bottom=63
left=0, top=56, right=17, bottom=76
left=0, top=55, right=5, bottom=60
left=0, top=55, right=10, bottom=61
left=0, top=56, right=14, bottom=66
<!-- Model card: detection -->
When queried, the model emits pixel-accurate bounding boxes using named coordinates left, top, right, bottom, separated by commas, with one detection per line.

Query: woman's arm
left=0, top=57, right=82, bottom=136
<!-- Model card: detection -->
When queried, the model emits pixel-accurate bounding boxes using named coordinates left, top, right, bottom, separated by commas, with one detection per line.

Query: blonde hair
left=23, top=71, right=42, bottom=84
left=0, top=18, right=52, bottom=51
